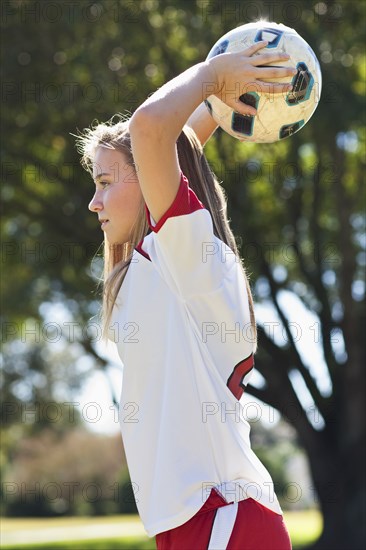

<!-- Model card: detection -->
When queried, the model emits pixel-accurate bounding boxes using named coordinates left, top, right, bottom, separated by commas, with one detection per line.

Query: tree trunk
left=306, top=433, right=365, bottom=550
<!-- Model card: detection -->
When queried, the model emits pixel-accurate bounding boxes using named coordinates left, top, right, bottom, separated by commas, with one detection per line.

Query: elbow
left=129, top=106, right=164, bottom=140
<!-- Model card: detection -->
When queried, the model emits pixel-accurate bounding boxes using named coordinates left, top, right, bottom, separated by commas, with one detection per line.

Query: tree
left=2, top=1, right=365, bottom=548
left=1, top=427, right=128, bottom=516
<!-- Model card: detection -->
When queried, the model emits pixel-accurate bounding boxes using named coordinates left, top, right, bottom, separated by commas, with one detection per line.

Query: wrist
left=202, top=58, right=223, bottom=101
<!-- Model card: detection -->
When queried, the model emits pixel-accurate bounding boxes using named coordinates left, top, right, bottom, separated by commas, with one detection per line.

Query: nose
left=88, top=190, right=103, bottom=212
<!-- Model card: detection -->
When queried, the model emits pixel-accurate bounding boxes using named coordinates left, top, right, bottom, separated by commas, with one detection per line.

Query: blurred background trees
left=1, top=1, right=365, bottom=549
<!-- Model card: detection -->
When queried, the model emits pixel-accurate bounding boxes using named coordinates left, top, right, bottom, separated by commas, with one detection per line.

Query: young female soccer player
left=77, top=41, right=295, bottom=549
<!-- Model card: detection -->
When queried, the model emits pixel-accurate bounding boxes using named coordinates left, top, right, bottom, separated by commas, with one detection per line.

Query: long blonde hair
left=75, top=114, right=257, bottom=345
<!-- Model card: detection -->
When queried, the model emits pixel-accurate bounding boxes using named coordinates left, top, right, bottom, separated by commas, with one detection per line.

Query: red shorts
left=156, top=489, right=292, bottom=550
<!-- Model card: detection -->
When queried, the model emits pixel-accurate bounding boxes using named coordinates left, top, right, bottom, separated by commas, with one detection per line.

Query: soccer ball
left=205, top=21, right=322, bottom=143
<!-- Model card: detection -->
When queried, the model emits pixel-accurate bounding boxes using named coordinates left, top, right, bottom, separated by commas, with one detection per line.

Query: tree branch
left=287, top=143, right=339, bottom=392
left=260, top=258, right=329, bottom=422
left=247, top=353, right=320, bottom=451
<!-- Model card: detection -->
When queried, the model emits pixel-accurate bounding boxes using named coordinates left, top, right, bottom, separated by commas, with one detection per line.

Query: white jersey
left=110, top=173, right=283, bottom=537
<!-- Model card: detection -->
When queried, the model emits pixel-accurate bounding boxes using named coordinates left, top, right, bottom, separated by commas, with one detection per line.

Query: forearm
left=131, top=61, right=217, bottom=141
left=187, top=102, right=218, bottom=147
left=131, top=42, right=295, bottom=142
left=128, top=44, right=295, bottom=224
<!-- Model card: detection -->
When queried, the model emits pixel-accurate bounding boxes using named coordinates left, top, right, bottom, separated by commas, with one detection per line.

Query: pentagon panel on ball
left=205, top=21, right=322, bottom=143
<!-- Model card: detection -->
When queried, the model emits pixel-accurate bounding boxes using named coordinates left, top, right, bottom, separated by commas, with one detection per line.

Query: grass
left=1, top=515, right=144, bottom=530
left=1, top=509, right=322, bottom=549
left=284, top=509, right=323, bottom=548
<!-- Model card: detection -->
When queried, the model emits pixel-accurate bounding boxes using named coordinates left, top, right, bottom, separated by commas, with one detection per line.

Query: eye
left=99, top=181, right=110, bottom=188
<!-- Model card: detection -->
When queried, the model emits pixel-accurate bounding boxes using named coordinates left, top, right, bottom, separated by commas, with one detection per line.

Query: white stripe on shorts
left=208, top=502, right=238, bottom=550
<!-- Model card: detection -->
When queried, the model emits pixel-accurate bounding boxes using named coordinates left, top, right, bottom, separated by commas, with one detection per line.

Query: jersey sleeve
left=141, top=172, right=238, bottom=299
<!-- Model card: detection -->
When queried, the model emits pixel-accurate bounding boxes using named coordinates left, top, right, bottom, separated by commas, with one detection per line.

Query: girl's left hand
left=206, top=41, right=297, bottom=116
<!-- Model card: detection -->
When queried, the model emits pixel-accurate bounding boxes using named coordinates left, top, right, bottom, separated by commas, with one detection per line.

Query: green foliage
left=2, top=0, right=364, bottom=410
left=1, top=1, right=365, bottom=545
left=250, top=419, right=300, bottom=508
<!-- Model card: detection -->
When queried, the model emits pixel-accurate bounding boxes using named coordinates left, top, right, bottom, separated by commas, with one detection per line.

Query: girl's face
left=89, top=146, right=142, bottom=245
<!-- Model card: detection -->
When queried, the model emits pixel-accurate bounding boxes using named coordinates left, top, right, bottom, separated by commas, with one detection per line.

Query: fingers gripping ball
left=205, top=21, right=322, bottom=143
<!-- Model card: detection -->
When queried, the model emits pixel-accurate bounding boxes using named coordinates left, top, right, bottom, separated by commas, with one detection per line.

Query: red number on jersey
left=227, top=354, right=254, bottom=400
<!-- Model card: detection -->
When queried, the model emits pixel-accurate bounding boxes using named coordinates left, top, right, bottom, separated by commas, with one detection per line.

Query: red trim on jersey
left=135, top=240, right=151, bottom=261
left=146, top=172, right=205, bottom=233
left=227, top=354, right=254, bottom=400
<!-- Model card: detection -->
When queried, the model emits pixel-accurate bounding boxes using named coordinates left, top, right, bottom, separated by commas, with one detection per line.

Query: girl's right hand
left=206, top=41, right=297, bottom=116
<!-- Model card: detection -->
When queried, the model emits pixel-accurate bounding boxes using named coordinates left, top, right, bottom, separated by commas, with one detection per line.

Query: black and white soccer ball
left=205, top=21, right=322, bottom=143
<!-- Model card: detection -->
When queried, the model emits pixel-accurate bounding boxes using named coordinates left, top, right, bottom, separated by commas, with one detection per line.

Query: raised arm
left=129, top=60, right=213, bottom=223
left=186, top=102, right=218, bottom=147
left=129, top=42, right=295, bottom=224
